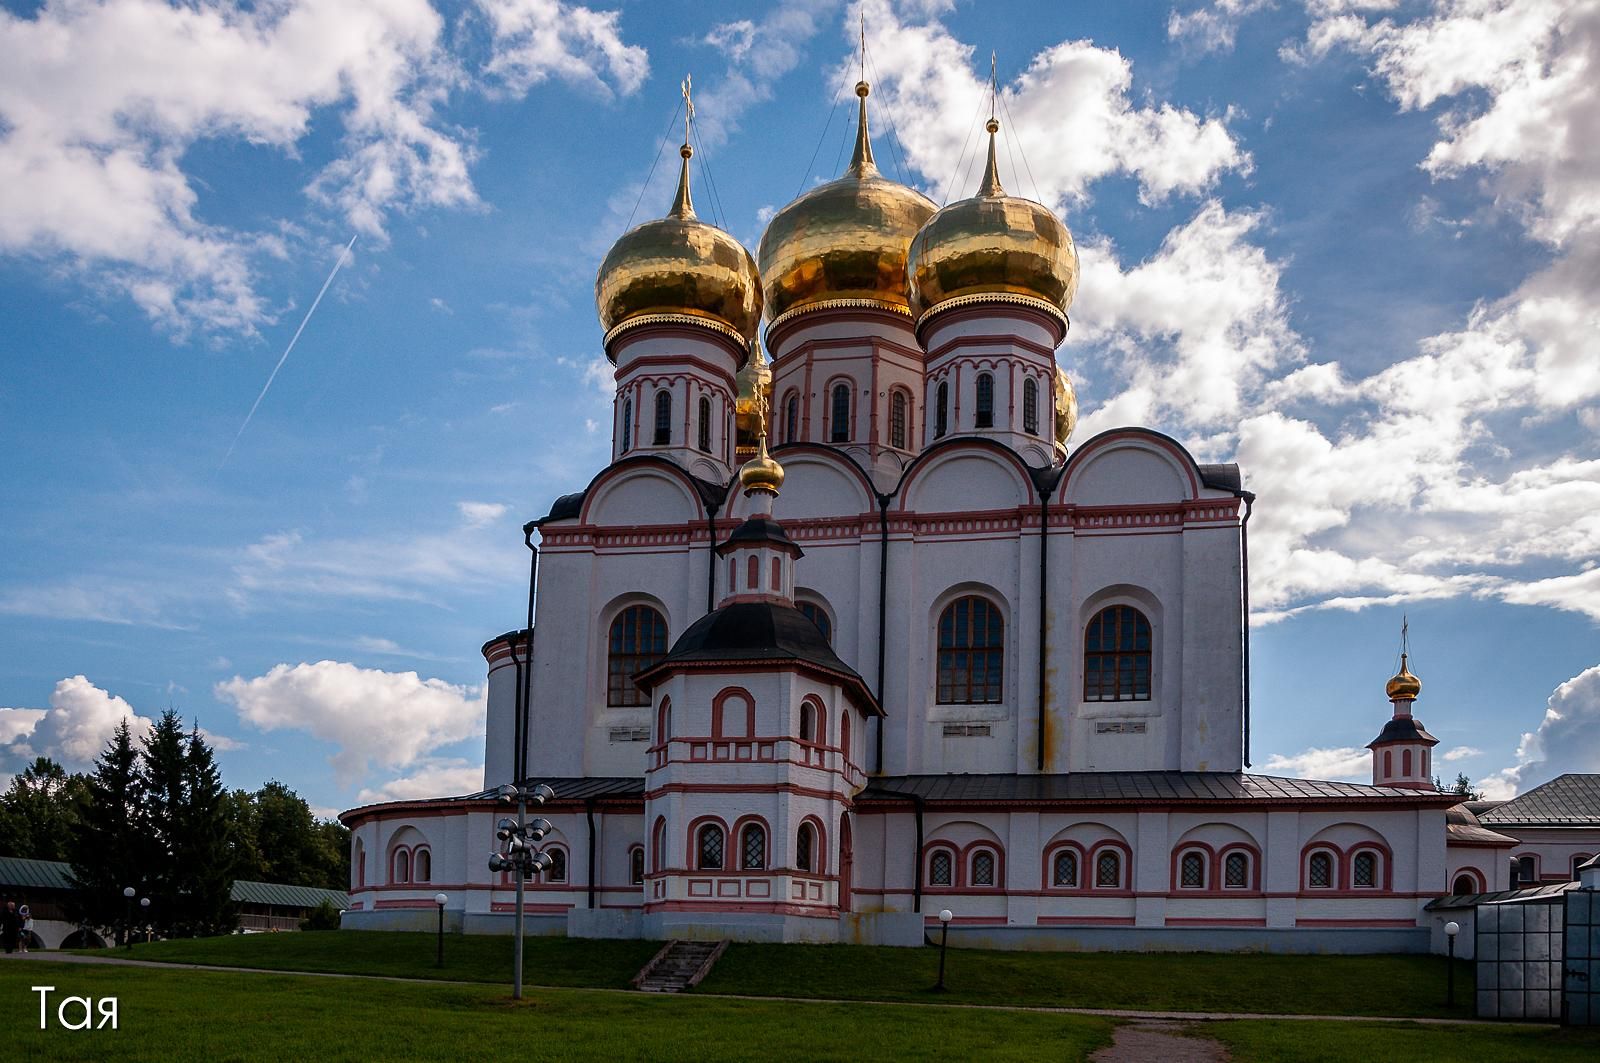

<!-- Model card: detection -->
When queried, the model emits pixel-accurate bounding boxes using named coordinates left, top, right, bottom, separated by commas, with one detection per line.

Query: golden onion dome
left=1054, top=364, right=1078, bottom=446
left=596, top=141, right=762, bottom=349
left=1386, top=653, right=1422, bottom=701
left=739, top=435, right=785, bottom=494
left=734, top=338, right=773, bottom=451
left=757, top=82, right=936, bottom=326
left=908, top=117, right=1078, bottom=326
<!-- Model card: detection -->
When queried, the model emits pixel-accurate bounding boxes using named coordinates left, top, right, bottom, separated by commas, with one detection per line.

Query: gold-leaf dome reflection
left=739, top=436, right=785, bottom=494
left=908, top=117, right=1078, bottom=325
left=1386, top=654, right=1422, bottom=702
left=734, top=338, right=773, bottom=458
left=1054, top=365, right=1078, bottom=446
left=757, top=82, right=936, bottom=325
left=596, top=142, right=763, bottom=348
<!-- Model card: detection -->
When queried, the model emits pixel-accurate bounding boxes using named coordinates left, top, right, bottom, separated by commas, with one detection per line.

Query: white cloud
left=0, top=676, right=154, bottom=770
left=1477, top=663, right=1600, bottom=798
left=478, top=0, right=649, bottom=99
left=355, top=756, right=485, bottom=803
left=1167, top=0, right=1273, bottom=55
left=1442, top=746, right=1482, bottom=762
left=457, top=501, right=509, bottom=527
left=196, top=727, right=245, bottom=752
left=216, top=660, right=484, bottom=784
left=1259, top=745, right=1371, bottom=781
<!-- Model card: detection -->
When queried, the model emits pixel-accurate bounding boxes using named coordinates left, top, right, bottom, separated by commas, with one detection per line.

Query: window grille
left=1053, top=850, right=1078, bottom=887
left=975, top=373, right=994, bottom=428
left=697, top=396, right=712, bottom=452
left=1308, top=851, right=1333, bottom=888
left=796, top=825, right=814, bottom=873
left=698, top=825, right=724, bottom=870
left=935, top=381, right=948, bottom=437
left=653, top=390, right=672, bottom=445
left=1181, top=852, right=1205, bottom=888
left=1353, top=851, right=1376, bottom=888
left=1083, top=605, right=1152, bottom=701
left=607, top=605, right=667, bottom=707
left=972, top=851, right=995, bottom=886
left=741, top=825, right=766, bottom=870
left=1023, top=378, right=1038, bottom=434
left=830, top=384, right=851, bottom=442
left=930, top=850, right=953, bottom=886
left=1096, top=850, right=1121, bottom=888
left=936, top=596, right=1003, bottom=703
left=621, top=399, right=632, bottom=452
left=890, top=391, right=907, bottom=448
left=1225, top=852, right=1249, bottom=888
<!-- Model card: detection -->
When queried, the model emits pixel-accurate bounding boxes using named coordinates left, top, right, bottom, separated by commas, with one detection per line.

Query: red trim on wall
left=1164, top=917, right=1267, bottom=927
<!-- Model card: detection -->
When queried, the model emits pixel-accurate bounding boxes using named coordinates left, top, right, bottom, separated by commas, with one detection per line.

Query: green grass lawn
left=1205, top=1019, right=1600, bottom=1062
left=0, top=960, right=1114, bottom=1062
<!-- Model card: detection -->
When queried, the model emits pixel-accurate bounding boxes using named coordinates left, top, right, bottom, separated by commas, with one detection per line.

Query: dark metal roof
left=480, top=628, right=530, bottom=658
left=1478, top=773, right=1600, bottom=826
left=1197, top=463, right=1243, bottom=493
left=715, top=514, right=802, bottom=557
left=860, top=772, right=1460, bottom=805
left=0, top=856, right=73, bottom=891
left=450, top=777, right=646, bottom=802
left=1443, top=802, right=1517, bottom=844
left=542, top=490, right=587, bottom=523
left=1425, top=881, right=1576, bottom=910
left=230, top=880, right=349, bottom=910
left=1367, top=715, right=1438, bottom=747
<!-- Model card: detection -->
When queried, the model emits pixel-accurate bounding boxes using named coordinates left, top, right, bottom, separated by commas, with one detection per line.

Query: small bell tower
left=1368, top=619, right=1439, bottom=790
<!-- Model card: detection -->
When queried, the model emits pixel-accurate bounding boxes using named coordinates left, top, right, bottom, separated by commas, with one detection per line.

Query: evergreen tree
left=173, top=724, right=238, bottom=936
left=138, top=709, right=189, bottom=935
left=66, top=722, right=151, bottom=944
left=0, top=757, right=88, bottom=861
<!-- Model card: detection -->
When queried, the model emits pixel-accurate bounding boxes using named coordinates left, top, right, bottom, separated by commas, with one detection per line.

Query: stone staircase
left=632, top=939, right=729, bottom=993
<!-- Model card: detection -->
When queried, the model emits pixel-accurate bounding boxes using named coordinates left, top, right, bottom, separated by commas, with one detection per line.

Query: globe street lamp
left=1444, top=921, right=1461, bottom=1008
left=139, top=898, right=150, bottom=944
left=121, top=887, right=135, bottom=950
left=434, top=893, right=449, bottom=968
left=934, top=909, right=954, bottom=991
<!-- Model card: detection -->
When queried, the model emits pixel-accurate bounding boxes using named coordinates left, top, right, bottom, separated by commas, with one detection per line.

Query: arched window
left=1224, top=851, right=1250, bottom=889
left=830, top=383, right=851, bottom=442
left=414, top=848, right=432, bottom=883
left=1453, top=872, right=1478, bottom=895
left=651, top=817, right=667, bottom=873
left=697, top=396, right=712, bottom=452
left=1023, top=378, right=1038, bottom=434
left=1052, top=849, right=1078, bottom=887
left=929, top=848, right=954, bottom=887
left=770, top=556, right=781, bottom=591
left=1422, top=747, right=1430, bottom=777
left=697, top=824, right=725, bottom=870
left=715, top=691, right=752, bottom=739
left=353, top=839, right=365, bottom=888
left=799, top=702, right=815, bottom=743
left=393, top=849, right=410, bottom=884
left=798, top=601, right=831, bottom=642
left=1402, top=749, right=1413, bottom=776
left=1516, top=855, right=1536, bottom=883
left=971, top=849, right=996, bottom=887
left=1083, top=605, right=1152, bottom=702
left=653, top=390, right=672, bottom=446
left=796, top=822, right=817, bottom=873
left=1095, top=849, right=1122, bottom=888
left=630, top=847, right=645, bottom=886
left=935, top=381, right=949, bottom=437
left=975, top=372, right=994, bottom=428
left=1308, top=851, right=1334, bottom=888
left=785, top=392, right=799, bottom=443
left=621, top=398, right=633, bottom=453
left=936, top=596, right=1004, bottom=704
left=1180, top=851, right=1206, bottom=889
left=840, top=713, right=851, bottom=760
left=890, top=391, right=908, bottom=449
left=607, top=605, right=667, bottom=707
left=747, top=554, right=759, bottom=590
left=546, top=847, right=568, bottom=883
left=1384, top=749, right=1392, bottom=777
left=1352, top=850, right=1377, bottom=888
left=741, top=823, right=767, bottom=870
left=656, top=697, right=672, bottom=745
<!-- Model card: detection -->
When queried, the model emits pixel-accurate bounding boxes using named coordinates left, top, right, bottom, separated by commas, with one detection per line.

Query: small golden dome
left=739, top=435, right=785, bottom=494
left=908, top=117, right=1078, bottom=325
left=757, top=82, right=936, bottom=326
left=1386, top=653, right=1422, bottom=701
left=596, top=143, right=763, bottom=347
left=1054, top=365, right=1078, bottom=446
left=734, top=339, right=773, bottom=453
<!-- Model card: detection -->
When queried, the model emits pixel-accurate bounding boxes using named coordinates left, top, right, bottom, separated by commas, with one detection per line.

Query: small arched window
left=929, top=848, right=954, bottom=887
left=1308, top=851, right=1333, bottom=888
left=608, top=605, right=668, bottom=707
left=747, top=555, right=759, bottom=590
left=652, top=817, right=667, bottom=873
left=353, top=838, right=365, bottom=888
left=1516, top=855, right=1536, bottom=883
left=715, top=691, right=752, bottom=739
left=830, top=383, right=851, bottom=442
left=785, top=393, right=799, bottom=443
left=890, top=391, right=908, bottom=449
left=796, top=822, right=816, bottom=873
left=798, top=601, right=831, bottom=642
left=621, top=398, right=633, bottom=453
left=741, top=823, right=767, bottom=870
left=1224, top=851, right=1249, bottom=889
left=697, top=824, right=725, bottom=870
left=770, top=556, right=781, bottom=591
left=1180, top=851, right=1205, bottom=889
left=393, top=849, right=410, bottom=884
left=1084, top=605, right=1152, bottom=702
left=799, top=702, right=815, bottom=743
left=1384, top=749, right=1392, bottom=777
left=1052, top=849, right=1078, bottom=887
left=1402, top=749, right=1413, bottom=776
left=697, top=396, right=712, bottom=452
left=656, top=697, right=672, bottom=744
left=1095, top=849, right=1122, bottom=888
left=1453, top=872, right=1478, bottom=895
left=935, top=381, right=949, bottom=438
left=1352, top=850, right=1377, bottom=888
left=975, top=372, right=994, bottom=428
left=653, top=390, right=672, bottom=446
left=840, top=712, right=851, bottom=759
left=936, top=596, right=1004, bottom=704
left=546, top=847, right=568, bottom=883
left=414, top=848, right=432, bottom=883
left=971, top=849, right=996, bottom=887
left=1022, top=378, right=1038, bottom=434
left=630, top=847, right=645, bottom=886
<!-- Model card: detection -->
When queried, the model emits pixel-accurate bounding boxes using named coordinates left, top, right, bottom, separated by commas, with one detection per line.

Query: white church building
left=341, top=84, right=1516, bottom=952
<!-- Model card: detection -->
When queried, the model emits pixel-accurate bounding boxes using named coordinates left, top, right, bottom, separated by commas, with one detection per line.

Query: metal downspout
left=1240, top=493, right=1255, bottom=768
left=705, top=499, right=721, bottom=614
left=520, top=525, right=540, bottom=784
left=586, top=799, right=597, bottom=909
left=875, top=492, right=891, bottom=776
left=1037, top=475, right=1053, bottom=773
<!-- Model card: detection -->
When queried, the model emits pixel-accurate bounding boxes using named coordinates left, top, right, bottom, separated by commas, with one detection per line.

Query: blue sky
left=2, top=0, right=1596, bottom=815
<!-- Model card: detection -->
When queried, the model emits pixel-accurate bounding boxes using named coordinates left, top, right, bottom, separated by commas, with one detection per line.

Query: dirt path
left=1091, top=1020, right=1227, bottom=1062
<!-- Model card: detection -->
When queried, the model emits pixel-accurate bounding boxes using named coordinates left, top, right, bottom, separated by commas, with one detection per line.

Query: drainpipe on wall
left=705, top=499, right=721, bottom=614
left=1036, top=470, right=1061, bottom=773
left=871, top=787, right=925, bottom=913
left=1240, top=492, right=1255, bottom=769
left=586, top=799, right=597, bottom=910
left=875, top=492, right=891, bottom=777
left=520, top=522, right=540, bottom=784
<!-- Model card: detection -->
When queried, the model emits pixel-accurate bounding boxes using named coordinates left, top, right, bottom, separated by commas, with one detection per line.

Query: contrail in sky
left=221, top=233, right=358, bottom=468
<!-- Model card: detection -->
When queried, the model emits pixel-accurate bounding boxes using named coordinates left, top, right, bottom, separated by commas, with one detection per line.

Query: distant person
left=1, top=901, right=20, bottom=955
left=17, top=902, right=31, bottom=953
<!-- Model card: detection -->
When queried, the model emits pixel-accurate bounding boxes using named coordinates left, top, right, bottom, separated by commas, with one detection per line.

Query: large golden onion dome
left=596, top=141, right=762, bottom=350
left=908, top=117, right=1078, bottom=326
left=734, top=338, right=773, bottom=458
left=757, top=82, right=936, bottom=326
left=739, top=435, right=785, bottom=494
left=1054, top=364, right=1078, bottom=446
left=1386, top=653, right=1422, bottom=702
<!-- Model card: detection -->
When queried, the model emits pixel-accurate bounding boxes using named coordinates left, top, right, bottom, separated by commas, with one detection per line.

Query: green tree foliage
left=299, top=898, right=343, bottom=931
left=67, top=721, right=153, bottom=943
left=0, top=757, right=90, bottom=861
left=1450, top=773, right=1481, bottom=800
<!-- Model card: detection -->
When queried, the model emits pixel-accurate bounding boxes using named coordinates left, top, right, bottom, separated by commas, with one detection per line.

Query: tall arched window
left=936, top=596, right=1004, bottom=704
left=1224, top=851, right=1250, bottom=889
left=656, top=697, right=672, bottom=744
left=1083, top=605, right=1152, bottom=702
left=798, top=600, right=831, bottom=643
left=630, top=847, right=646, bottom=886
left=741, top=823, right=767, bottom=870
left=971, top=849, right=997, bottom=887
left=1052, top=849, right=1078, bottom=887
left=746, top=555, right=759, bottom=591
left=785, top=393, right=799, bottom=443
left=546, top=847, right=568, bottom=883
left=1402, top=749, right=1413, bottom=776
left=840, top=712, right=851, bottom=759
left=353, top=838, right=365, bottom=888
left=621, top=398, right=633, bottom=453
left=607, top=605, right=667, bottom=707
left=1095, top=849, right=1122, bottom=888
left=770, top=556, right=781, bottom=591
left=830, top=383, right=851, bottom=442
left=1023, top=378, right=1039, bottom=434
left=929, top=848, right=954, bottom=887
left=414, top=848, right=432, bottom=883
left=890, top=391, right=908, bottom=449
left=796, top=822, right=816, bottom=873
left=653, top=390, right=672, bottom=445
left=393, top=849, right=410, bottom=884
left=697, top=824, right=725, bottom=870
left=1352, top=850, right=1377, bottom=888
left=975, top=372, right=994, bottom=428
left=697, top=396, right=712, bottom=452
left=1516, top=855, right=1536, bottom=883
left=799, top=702, right=815, bottom=743
left=935, top=381, right=949, bottom=437
left=1308, top=851, right=1333, bottom=888
left=1180, top=851, right=1205, bottom=889
left=651, top=816, right=667, bottom=873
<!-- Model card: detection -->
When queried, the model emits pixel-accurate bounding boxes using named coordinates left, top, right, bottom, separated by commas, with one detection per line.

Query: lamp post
left=934, top=909, right=953, bottom=991
left=488, top=781, right=556, bottom=1000
left=121, top=887, right=135, bottom=950
left=1444, top=921, right=1460, bottom=1009
left=434, top=893, right=448, bottom=968
left=139, top=898, right=150, bottom=944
